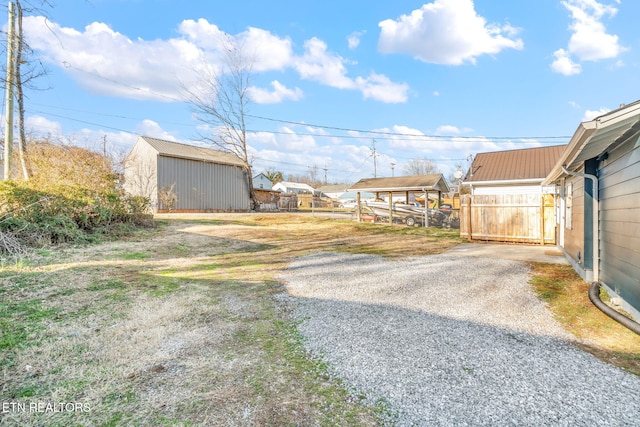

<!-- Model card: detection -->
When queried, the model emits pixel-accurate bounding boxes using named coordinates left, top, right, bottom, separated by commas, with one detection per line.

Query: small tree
left=158, top=183, right=178, bottom=212
left=264, top=168, right=283, bottom=185
left=183, top=35, right=257, bottom=209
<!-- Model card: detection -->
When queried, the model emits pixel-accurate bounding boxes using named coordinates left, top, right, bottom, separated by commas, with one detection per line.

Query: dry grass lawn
left=0, top=213, right=462, bottom=426
left=1, top=212, right=638, bottom=426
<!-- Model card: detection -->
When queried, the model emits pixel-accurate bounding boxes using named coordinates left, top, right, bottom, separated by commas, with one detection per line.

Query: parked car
left=339, top=200, right=358, bottom=209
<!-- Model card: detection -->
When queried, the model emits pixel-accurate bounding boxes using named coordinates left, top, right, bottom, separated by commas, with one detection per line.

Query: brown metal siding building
left=124, top=136, right=251, bottom=212
left=465, top=145, right=566, bottom=194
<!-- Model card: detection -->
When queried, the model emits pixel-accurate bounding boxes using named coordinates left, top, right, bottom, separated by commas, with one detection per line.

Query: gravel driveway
left=279, top=251, right=640, bottom=426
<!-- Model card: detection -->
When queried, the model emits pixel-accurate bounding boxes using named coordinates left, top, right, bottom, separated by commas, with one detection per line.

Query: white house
left=272, top=181, right=317, bottom=194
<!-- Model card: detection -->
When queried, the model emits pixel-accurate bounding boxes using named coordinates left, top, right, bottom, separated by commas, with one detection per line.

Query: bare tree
left=183, top=36, right=257, bottom=209
left=403, top=158, right=440, bottom=176
left=307, top=165, right=322, bottom=187
left=6, top=0, right=52, bottom=179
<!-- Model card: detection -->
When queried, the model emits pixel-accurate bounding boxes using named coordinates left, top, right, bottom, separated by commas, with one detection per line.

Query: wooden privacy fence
left=460, top=194, right=556, bottom=244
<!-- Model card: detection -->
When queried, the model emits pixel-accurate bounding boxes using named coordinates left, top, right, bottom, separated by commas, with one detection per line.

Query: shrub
left=0, top=141, right=153, bottom=254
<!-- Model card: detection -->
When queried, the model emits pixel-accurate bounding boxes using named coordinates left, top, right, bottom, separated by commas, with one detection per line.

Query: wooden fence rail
left=460, top=194, right=555, bottom=244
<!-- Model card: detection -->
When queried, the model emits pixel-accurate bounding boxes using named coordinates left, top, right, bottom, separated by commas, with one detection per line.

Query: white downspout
left=561, top=165, right=599, bottom=282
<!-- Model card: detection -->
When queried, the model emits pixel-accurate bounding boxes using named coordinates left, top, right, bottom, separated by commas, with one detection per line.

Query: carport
left=348, top=174, right=450, bottom=226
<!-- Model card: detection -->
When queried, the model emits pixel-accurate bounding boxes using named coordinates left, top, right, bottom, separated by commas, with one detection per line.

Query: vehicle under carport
left=348, top=174, right=451, bottom=227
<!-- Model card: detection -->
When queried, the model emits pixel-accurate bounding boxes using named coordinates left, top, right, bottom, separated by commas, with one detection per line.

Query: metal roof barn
left=124, top=136, right=251, bottom=213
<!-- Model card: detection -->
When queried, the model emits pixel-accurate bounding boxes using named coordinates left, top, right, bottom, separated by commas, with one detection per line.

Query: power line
left=52, top=62, right=573, bottom=142
left=246, top=113, right=572, bottom=141
left=29, top=103, right=569, bottom=145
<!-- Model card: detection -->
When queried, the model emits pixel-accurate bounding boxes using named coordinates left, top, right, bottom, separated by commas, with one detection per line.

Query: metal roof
left=348, top=174, right=449, bottom=193
left=274, top=181, right=316, bottom=191
left=140, top=136, right=245, bottom=167
left=317, top=184, right=351, bottom=193
left=544, top=100, right=640, bottom=184
left=465, top=145, right=566, bottom=185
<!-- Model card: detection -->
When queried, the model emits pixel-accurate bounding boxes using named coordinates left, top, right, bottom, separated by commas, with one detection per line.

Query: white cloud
left=551, top=48, right=582, bottom=76
left=582, top=107, right=610, bottom=121
left=552, top=0, right=625, bottom=75
left=23, top=17, right=406, bottom=105
left=25, top=115, right=63, bottom=136
left=273, top=127, right=318, bottom=152
left=136, top=119, right=178, bottom=141
left=177, top=19, right=227, bottom=51
left=355, top=73, right=409, bottom=103
left=235, top=27, right=294, bottom=72
left=435, top=125, right=461, bottom=135
left=248, top=81, right=304, bottom=104
left=377, top=0, right=523, bottom=65
left=347, top=31, right=366, bottom=49
left=293, top=38, right=408, bottom=103
left=24, top=16, right=201, bottom=101
left=294, top=37, right=355, bottom=89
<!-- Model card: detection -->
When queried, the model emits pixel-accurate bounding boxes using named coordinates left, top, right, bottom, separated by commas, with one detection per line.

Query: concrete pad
left=446, top=243, right=569, bottom=264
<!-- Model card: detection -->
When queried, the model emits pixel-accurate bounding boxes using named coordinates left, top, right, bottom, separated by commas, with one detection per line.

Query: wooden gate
left=460, top=194, right=555, bottom=244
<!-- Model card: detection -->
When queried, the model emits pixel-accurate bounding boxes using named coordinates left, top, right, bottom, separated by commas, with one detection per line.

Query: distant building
left=124, top=136, right=251, bottom=213
left=272, top=181, right=317, bottom=194
left=317, top=184, right=350, bottom=199
left=253, top=173, right=273, bottom=190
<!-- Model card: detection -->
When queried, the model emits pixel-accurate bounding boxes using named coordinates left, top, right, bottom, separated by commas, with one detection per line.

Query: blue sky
left=4, top=0, right=639, bottom=183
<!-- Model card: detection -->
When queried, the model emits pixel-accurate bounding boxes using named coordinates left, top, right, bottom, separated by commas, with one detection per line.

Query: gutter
left=561, top=165, right=599, bottom=283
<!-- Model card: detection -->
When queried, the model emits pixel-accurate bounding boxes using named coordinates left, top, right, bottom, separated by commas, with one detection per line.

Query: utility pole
left=323, top=164, right=328, bottom=185
left=4, top=2, right=16, bottom=180
left=371, top=139, right=378, bottom=178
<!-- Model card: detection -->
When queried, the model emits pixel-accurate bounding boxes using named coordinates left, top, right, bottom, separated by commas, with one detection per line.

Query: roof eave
left=158, top=153, right=245, bottom=167
left=462, top=178, right=545, bottom=186
left=543, top=122, right=598, bottom=185
left=544, top=101, right=640, bottom=185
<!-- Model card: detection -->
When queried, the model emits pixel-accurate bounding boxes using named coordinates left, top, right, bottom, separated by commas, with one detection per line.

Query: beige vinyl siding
left=562, top=174, right=585, bottom=267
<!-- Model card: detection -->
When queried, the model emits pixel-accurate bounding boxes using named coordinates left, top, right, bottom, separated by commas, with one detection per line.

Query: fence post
left=540, top=194, right=545, bottom=245
left=467, top=195, right=472, bottom=241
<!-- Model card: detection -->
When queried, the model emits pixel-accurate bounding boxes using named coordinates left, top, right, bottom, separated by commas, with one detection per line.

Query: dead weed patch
left=529, top=262, right=640, bottom=376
